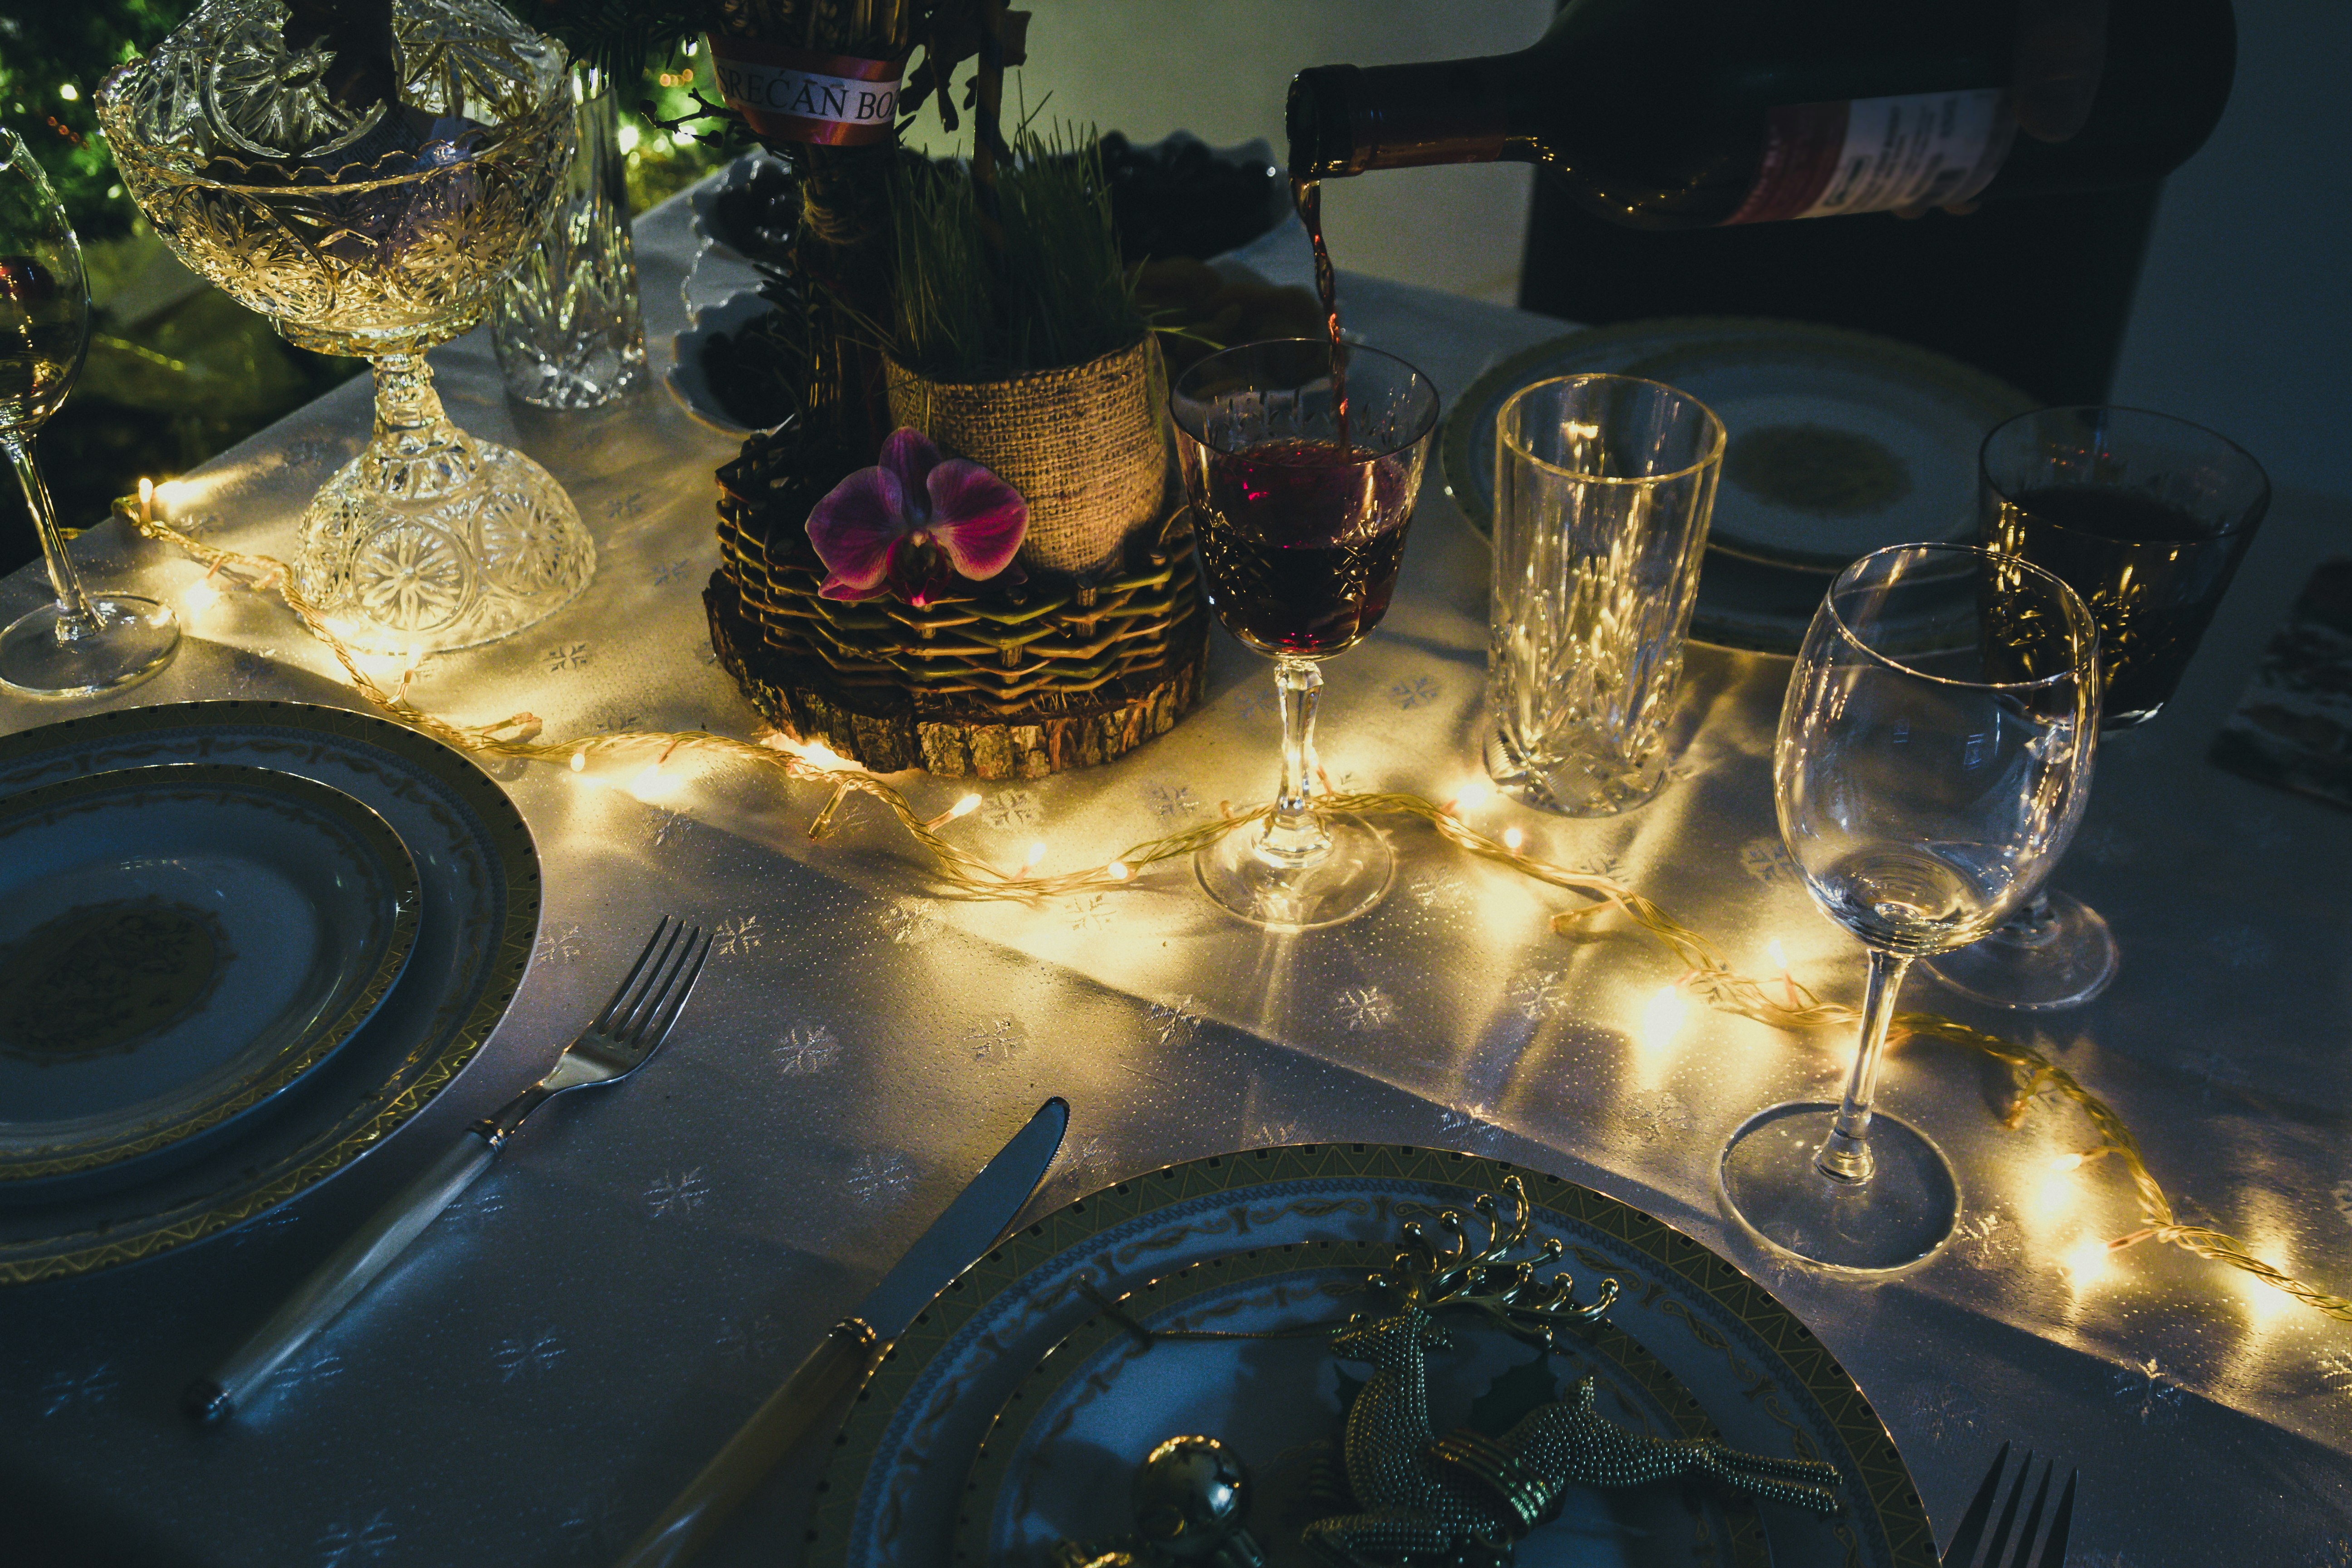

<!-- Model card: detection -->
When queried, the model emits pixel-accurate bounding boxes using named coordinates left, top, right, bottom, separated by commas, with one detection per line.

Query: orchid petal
left=877, top=427, right=943, bottom=513
left=818, top=571, right=895, bottom=602
left=926, top=459, right=1029, bottom=580
left=806, top=465, right=908, bottom=592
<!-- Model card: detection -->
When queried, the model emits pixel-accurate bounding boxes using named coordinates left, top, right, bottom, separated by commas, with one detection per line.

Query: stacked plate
left=1443, top=318, right=2036, bottom=655
left=809, top=1146, right=1934, bottom=1568
left=0, top=702, right=539, bottom=1284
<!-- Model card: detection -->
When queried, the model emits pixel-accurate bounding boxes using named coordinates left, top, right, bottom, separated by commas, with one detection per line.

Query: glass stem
left=5, top=436, right=99, bottom=636
left=1259, top=654, right=1331, bottom=867
left=366, top=354, right=477, bottom=500
left=1816, top=946, right=1913, bottom=1186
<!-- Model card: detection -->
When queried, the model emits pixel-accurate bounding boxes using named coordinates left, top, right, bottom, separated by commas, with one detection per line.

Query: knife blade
left=613, top=1097, right=1068, bottom=1568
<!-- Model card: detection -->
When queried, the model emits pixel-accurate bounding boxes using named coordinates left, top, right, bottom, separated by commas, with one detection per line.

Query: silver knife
left=614, top=1097, right=1068, bottom=1568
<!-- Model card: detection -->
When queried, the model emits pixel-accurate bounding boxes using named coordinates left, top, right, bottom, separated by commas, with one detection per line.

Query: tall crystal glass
left=0, top=129, right=179, bottom=696
left=1928, top=406, right=2270, bottom=1009
left=1486, top=373, right=1724, bottom=816
left=492, top=65, right=647, bottom=410
left=1171, top=339, right=1439, bottom=930
left=1720, top=543, right=2099, bottom=1271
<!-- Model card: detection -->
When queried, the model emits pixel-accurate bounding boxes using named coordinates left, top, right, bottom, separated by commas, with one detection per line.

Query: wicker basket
left=709, top=428, right=1206, bottom=778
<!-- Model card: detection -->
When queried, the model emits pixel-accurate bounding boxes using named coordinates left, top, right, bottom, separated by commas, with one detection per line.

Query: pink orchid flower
left=806, top=428, right=1028, bottom=606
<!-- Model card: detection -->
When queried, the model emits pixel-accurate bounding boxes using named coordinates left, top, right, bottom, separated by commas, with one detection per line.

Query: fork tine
left=1985, top=1450, right=2034, bottom=1568
left=594, top=918, right=676, bottom=1032
left=2009, top=1461, right=2053, bottom=1568
left=1943, top=1441, right=2009, bottom=1568
left=615, top=923, right=694, bottom=1043
left=2033, top=1470, right=2077, bottom=1568
left=635, top=930, right=712, bottom=1051
left=618, top=926, right=704, bottom=1047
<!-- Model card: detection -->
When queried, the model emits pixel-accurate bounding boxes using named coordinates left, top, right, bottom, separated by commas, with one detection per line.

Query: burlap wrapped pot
left=885, top=335, right=1166, bottom=576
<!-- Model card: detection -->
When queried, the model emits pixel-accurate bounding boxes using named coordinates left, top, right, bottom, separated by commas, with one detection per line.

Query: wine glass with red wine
left=1927, top=406, right=2269, bottom=1009
left=1171, top=338, right=1440, bottom=929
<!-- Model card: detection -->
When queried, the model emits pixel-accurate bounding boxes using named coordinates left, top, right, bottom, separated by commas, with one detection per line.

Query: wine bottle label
left=1726, top=90, right=2013, bottom=224
left=705, top=38, right=901, bottom=146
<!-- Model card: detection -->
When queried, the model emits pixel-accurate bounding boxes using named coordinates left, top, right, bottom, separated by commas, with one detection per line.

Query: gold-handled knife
left=614, top=1097, right=1068, bottom=1568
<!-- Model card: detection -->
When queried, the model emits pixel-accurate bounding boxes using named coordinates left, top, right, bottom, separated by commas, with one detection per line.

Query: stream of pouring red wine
left=1291, top=175, right=1348, bottom=454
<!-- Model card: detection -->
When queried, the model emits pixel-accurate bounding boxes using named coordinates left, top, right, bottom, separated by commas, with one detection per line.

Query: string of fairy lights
left=120, top=487, right=2352, bottom=1325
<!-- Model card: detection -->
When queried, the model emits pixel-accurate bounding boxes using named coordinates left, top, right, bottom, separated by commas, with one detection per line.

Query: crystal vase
left=96, top=0, right=598, bottom=655
left=492, top=66, right=646, bottom=410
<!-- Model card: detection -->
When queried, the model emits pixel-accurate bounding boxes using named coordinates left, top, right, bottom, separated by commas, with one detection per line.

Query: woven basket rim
left=881, top=332, right=1155, bottom=394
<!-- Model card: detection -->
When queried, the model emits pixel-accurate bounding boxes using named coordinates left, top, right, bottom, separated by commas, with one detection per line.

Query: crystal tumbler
left=1486, top=374, right=1724, bottom=816
left=492, top=66, right=646, bottom=410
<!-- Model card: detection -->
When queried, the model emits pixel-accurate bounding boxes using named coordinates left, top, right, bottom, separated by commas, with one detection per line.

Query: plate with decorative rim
left=0, top=702, right=540, bottom=1284
left=0, top=763, right=421, bottom=1186
left=1441, top=319, right=2035, bottom=654
left=805, top=1145, right=1932, bottom=1568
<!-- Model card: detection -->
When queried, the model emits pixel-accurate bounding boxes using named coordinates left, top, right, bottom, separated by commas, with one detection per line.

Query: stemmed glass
left=1720, top=543, right=2100, bottom=1271
left=1928, top=407, right=2270, bottom=1008
left=1170, top=339, right=1440, bottom=930
left=0, top=129, right=179, bottom=696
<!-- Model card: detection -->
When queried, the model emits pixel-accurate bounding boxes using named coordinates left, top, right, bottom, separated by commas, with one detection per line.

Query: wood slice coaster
left=706, top=573, right=1210, bottom=779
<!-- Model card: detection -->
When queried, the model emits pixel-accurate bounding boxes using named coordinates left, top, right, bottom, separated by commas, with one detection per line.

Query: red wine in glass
left=1195, top=437, right=1413, bottom=657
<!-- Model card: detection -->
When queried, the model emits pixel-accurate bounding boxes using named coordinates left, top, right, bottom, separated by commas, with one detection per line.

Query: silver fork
left=184, top=918, right=713, bottom=1424
left=1942, top=1441, right=2078, bottom=1568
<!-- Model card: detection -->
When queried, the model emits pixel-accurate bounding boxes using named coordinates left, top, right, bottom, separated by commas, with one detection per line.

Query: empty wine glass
left=1720, top=543, right=2099, bottom=1270
left=1171, top=339, right=1440, bottom=930
left=0, top=128, right=179, bottom=696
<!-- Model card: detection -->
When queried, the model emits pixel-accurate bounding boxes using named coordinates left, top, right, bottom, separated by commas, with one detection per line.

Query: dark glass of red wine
left=1932, top=405, right=2270, bottom=1009
left=1171, top=338, right=1440, bottom=929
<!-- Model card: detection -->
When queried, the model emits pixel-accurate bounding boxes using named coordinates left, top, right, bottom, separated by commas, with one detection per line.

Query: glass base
left=1719, top=1102, right=1959, bottom=1272
left=1484, top=725, right=1668, bottom=818
left=1196, top=814, right=1393, bottom=931
left=1924, top=891, right=2118, bottom=1010
left=0, top=596, right=180, bottom=697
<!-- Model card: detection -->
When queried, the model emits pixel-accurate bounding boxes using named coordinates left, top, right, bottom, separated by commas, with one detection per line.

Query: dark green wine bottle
left=1287, top=0, right=2234, bottom=230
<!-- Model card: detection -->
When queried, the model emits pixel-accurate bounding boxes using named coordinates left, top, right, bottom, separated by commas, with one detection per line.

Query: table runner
left=0, top=183, right=2345, bottom=1567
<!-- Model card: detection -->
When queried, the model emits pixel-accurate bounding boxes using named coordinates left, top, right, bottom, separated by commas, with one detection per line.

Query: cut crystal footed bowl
left=98, top=0, right=598, bottom=653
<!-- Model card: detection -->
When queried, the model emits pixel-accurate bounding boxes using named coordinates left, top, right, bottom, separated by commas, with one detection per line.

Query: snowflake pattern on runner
left=651, top=808, right=696, bottom=847
left=1249, top=1118, right=1308, bottom=1149
left=443, top=1181, right=506, bottom=1230
left=494, top=1329, right=566, bottom=1382
left=1055, top=1132, right=1112, bottom=1186
left=883, top=902, right=944, bottom=945
left=2174, top=1049, right=2247, bottom=1104
left=1954, top=1209, right=2021, bottom=1270
left=774, top=1025, right=841, bottom=1076
left=534, top=924, right=586, bottom=964
left=279, top=436, right=337, bottom=471
left=39, top=1362, right=119, bottom=1416
left=1405, top=870, right=1467, bottom=910
left=653, top=556, right=696, bottom=587
left=555, top=1488, right=621, bottom=1560
left=2318, top=1350, right=2352, bottom=1397
left=1739, top=838, right=1800, bottom=886
left=982, top=789, right=1043, bottom=830
left=1147, top=995, right=1204, bottom=1046
left=592, top=707, right=642, bottom=733
left=1614, top=1090, right=1693, bottom=1146
left=644, top=1168, right=710, bottom=1218
left=1507, top=968, right=1572, bottom=1022
left=715, top=1313, right=787, bottom=1364
left=1065, top=894, right=1113, bottom=931
left=2208, top=924, right=2276, bottom=969
left=274, top=1346, right=345, bottom=1391
left=1437, top=1104, right=1503, bottom=1149
left=1335, top=986, right=1396, bottom=1030
left=1906, top=1383, right=1982, bottom=1445
left=1144, top=781, right=1202, bottom=818
left=606, top=490, right=647, bottom=523
left=544, top=642, right=594, bottom=673
left=1389, top=674, right=1442, bottom=709
left=315, top=1511, right=399, bottom=1566
left=847, top=1150, right=916, bottom=1202
left=1573, top=854, right=1628, bottom=884
left=2110, top=1357, right=2187, bottom=1424
left=714, top=914, right=763, bottom=956
left=970, top=1016, right=1028, bottom=1061
left=2334, top=1181, right=2352, bottom=1226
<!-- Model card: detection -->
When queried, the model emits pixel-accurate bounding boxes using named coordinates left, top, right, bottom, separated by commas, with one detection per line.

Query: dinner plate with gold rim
left=0, top=763, right=421, bottom=1186
left=0, top=702, right=540, bottom=1284
left=805, top=1145, right=1932, bottom=1568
